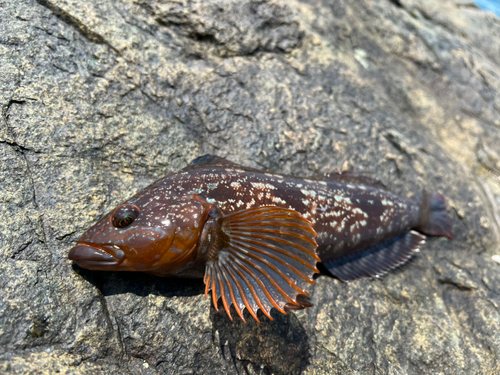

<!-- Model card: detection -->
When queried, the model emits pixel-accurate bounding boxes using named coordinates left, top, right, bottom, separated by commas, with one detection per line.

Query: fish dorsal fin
left=325, top=171, right=389, bottom=191
left=184, top=154, right=265, bottom=174
left=324, top=231, right=426, bottom=282
left=203, top=206, right=319, bottom=322
left=184, top=154, right=242, bottom=170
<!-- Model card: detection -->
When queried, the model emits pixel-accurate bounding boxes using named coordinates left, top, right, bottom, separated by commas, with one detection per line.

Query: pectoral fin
left=203, top=206, right=319, bottom=322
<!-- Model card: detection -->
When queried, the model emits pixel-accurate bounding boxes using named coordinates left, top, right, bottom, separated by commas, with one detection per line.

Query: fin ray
left=325, top=230, right=426, bottom=282
left=229, top=244, right=307, bottom=300
left=204, top=206, right=318, bottom=322
left=229, top=260, right=262, bottom=322
left=216, top=263, right=232, bottom=320
left=221, top=263, right=246, bottom=322
left=231, top=237, right=319, bottom=275
left=230, top=233, right=319, bottom=259
left=230, top=239, right=316, bottom=284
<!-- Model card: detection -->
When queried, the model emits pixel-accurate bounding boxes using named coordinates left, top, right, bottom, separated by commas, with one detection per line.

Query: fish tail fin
left=416, top=192, right=453, bottom=240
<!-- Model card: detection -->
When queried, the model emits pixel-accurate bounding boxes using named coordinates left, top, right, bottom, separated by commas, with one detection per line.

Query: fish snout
left=68, top=244, right=123, bottom=267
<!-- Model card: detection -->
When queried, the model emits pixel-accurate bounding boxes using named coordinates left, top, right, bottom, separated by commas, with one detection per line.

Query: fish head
left=68, top=190, right=213, bottom=275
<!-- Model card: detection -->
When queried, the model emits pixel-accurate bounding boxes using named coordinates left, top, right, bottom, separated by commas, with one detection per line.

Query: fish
left=69, top=154, right=453, bottom=322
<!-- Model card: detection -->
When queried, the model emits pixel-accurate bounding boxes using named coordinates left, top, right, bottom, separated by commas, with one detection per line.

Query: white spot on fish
left=334, top=195, right=351, bottom=204
left=251, top=182, right=276, bottom=190
left=301, top=189, right=317, bottom=198
left=246, top=198, right=256, bottom=209
left=381, top=199, right=394, bottom=206
left=272, top=196, right=287, bottom=205
left=207, top=182, right=219, bottom=190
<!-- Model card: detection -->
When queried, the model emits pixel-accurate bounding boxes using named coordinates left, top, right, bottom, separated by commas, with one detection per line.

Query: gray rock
left=1, top=0, right=500, bottom=373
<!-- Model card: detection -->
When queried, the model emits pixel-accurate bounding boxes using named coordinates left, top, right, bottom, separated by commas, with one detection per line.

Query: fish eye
left=112, top=204, right=140, bottom=228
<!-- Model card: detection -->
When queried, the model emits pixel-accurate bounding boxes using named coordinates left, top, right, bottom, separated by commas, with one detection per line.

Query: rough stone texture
left=1, top=0, right=500, bottom=373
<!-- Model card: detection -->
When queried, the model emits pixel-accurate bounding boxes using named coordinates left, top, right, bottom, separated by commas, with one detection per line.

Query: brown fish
left=69, top=155, right=453, bottom=322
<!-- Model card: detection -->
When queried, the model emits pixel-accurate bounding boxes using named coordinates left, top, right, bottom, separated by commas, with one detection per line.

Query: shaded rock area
left=1, top=0, right=500, bottom=373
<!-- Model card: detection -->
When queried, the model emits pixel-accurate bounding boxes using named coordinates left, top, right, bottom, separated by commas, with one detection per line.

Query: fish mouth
left=68, top=243, right=123, bottom=268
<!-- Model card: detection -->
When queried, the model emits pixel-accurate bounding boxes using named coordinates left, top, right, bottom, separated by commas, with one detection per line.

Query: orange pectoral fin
left=203, top=206, right=319, bottom=322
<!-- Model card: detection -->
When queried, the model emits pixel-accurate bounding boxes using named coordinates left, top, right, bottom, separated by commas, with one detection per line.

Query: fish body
left=69, top=155, right=453, bottom=321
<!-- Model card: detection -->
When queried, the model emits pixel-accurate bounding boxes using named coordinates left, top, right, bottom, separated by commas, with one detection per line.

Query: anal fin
left=324, top=231, right=426, bottom=282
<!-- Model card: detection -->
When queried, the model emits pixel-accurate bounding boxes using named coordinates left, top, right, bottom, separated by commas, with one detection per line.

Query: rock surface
left=1, top=0, right=500, bottom=373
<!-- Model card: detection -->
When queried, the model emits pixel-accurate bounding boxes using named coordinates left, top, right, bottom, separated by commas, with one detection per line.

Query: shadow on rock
left=211, top=305, right=311, bottom=375
left=71, top=263, right=205, bottom=298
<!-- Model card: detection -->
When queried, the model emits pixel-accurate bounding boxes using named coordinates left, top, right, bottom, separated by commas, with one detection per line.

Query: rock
left=1, top=0, right=500, bottom=373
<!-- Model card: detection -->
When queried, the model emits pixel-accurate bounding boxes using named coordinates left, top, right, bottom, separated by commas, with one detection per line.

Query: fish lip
left=68, top=243, right=121, bottom=266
